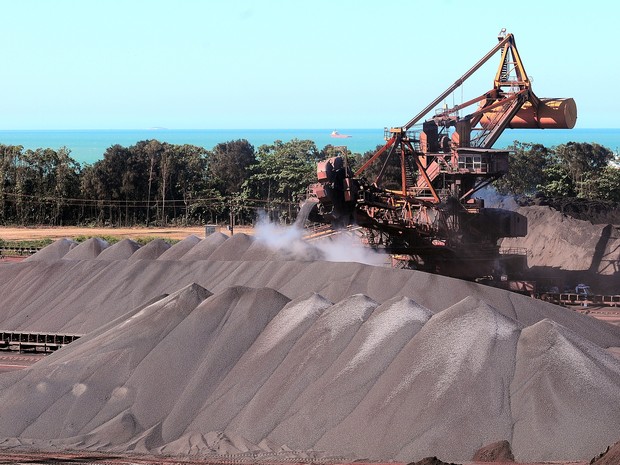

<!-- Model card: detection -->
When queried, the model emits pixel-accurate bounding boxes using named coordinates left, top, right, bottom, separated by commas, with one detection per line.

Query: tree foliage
left=587, top=166, right=620, bottom=202
left=537, top=163, right=576, bottom=198
left=208, top=139, right=256, bottom=195
left=554, top=142, right=614, bottom=180
left=245, top=139, right=321, bottom=204
left=494, top=141, right=619, bottom=203
left=495, top=142, right=550, bottom=195
left=0, top=145, right=81, bottom=225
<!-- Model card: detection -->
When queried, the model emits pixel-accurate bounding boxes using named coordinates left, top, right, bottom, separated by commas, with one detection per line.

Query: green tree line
left=495, top=141, right=620, bottom=202
left=0, top=138, right=617, bottom=227
left=0, top=138, right=347, bottom=226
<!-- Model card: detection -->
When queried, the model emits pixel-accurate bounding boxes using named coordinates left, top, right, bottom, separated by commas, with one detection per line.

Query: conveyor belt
left=0, top=331, right=81, bottom=353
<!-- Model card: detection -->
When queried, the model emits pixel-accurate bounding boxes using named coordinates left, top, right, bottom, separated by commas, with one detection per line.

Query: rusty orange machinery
left=307, top=30, right=576, bottom=279
left=343, top=30, right=578, bottom=213
left=481, top=97, right=577, bottom=129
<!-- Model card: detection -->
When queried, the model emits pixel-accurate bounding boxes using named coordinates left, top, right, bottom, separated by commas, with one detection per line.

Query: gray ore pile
left=0, top=208, right=619, bottom=463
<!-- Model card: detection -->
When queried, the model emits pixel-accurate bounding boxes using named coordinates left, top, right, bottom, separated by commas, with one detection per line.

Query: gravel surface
left=0, top=207, right=619, bottom=463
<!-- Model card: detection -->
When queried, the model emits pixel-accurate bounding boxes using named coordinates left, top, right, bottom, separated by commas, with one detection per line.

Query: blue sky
left=1, top=0, right=616, bottom=129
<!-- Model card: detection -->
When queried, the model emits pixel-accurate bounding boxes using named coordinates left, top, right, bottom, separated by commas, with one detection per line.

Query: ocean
left=0, top=128, right=618, bottom=165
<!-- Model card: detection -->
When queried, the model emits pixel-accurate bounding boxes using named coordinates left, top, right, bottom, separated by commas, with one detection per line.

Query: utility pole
left=228, top=197, right=235, bottom=236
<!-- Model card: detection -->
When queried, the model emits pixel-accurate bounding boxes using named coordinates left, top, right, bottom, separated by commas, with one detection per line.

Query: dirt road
left=0, top=451, right=593, bottom=465
left=0, top=225, right=253, bottom=242
left=0, top=353, right=45, bottom=374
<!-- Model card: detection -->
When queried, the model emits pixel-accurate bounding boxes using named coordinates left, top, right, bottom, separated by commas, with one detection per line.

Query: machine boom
left=305, top=30, right=576, bottom=280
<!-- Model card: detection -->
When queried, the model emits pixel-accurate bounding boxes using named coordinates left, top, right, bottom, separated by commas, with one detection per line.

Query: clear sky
left=0, top=0, right=616, bottom=130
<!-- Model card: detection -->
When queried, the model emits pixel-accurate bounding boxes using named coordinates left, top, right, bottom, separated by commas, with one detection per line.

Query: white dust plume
left=254, top=214, right=387, bottom=266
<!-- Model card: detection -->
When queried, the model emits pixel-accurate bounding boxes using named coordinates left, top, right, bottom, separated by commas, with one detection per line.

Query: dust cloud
left=254, top=213, right=387, bottom=266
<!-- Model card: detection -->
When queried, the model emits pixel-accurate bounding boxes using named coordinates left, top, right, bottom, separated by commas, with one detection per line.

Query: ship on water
left=330, top=130, right=352, bottom=138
